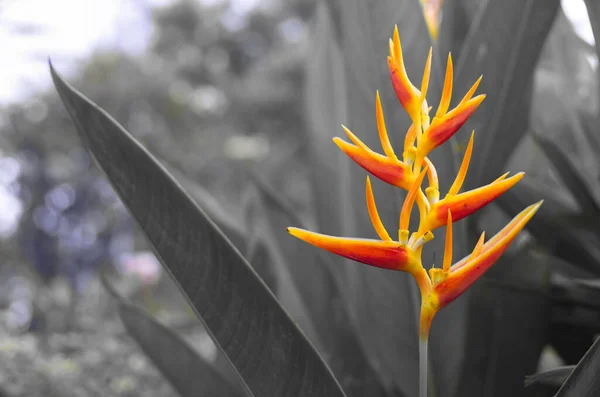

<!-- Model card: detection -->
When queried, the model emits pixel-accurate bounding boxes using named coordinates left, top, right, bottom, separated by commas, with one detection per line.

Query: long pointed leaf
left=305, top=2, right=348, bottom=238
left=525, top=366, right=575, bottom=388
left=454, top=0, right=560, bottom=187
left=438, top=0, right=483, bottom=59
left=532, top=133, right=600, bottom=217
left=249, top=173, right=391, bottom=397
left=556, top=336, right=600, bottom=396
left=242, top=184, right=322, bottom=348
left=50, top=62, right=347, bottom=397
left=101, top=276, right=245, bottom=397
left=163, top=163, right=248, bottom=253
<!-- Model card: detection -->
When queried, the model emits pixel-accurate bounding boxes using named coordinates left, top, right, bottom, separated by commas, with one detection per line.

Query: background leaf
left=101, top=276, right=245, bottom=397
left=248, top=173, right=390, bottom=397
left=242, top=183, right=322, bottom=350
left=438, top=0, right=482, bottom=60
left=456, top=247, right=552, bottom=396
left=532, top=133, right=600, bottom=217
left=556, top=335, right=600, bottom=396
left=305, top=1, right=348, bottom=238
left=497, top=178, right=600, bottom=276
left=525, top=366, right=575, bottom=388
left=50, top=63, right=347, bottom=397
left=163, top=163, right=248, bottom=253
left=583, top=0, right=600, bottom=88
left=453, top=0, right=560, bottom=188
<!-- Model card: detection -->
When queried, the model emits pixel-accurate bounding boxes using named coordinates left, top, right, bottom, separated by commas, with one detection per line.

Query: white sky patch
left=562, top=0, right=595, bottom=45
left=0, top=0, right=595, bottom=105
left=0, top=0, right=174, bottom=104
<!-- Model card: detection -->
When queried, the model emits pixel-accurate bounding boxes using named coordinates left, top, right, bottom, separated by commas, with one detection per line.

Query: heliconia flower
left=417, top=131, right=525, bottom=233
left=287, top=170, right=431, bottom=278
left=388, top=26, right=431, bottom=131
left=287, top=24, right=542, bottom=397
left=415, top=53, right=485, bottom=160
left=333, top=91, right=418, bottom=191
left=420, top=201, right=542, bottom=337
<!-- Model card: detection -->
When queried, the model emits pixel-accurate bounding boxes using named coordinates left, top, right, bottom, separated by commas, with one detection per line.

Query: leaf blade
left=556, top=336, right=600, bottom=396
left=101, top=276, right=245, bottom=397
left=532, top=133, right=600, bottom=217
left=50, top=62, right=347, bottom=397
left=454, top=0, right=560, bottom=187
left=525, top=366, right=575, bottom=388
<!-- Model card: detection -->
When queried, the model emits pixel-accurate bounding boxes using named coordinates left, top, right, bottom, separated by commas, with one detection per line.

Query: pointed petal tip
left=332, top=136, right=345, bottom=146
left=470, top=93, right=486, bottom=105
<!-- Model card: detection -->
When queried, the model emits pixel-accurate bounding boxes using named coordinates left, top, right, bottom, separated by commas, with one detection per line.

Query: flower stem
left=419, top=302, right=435, bottom=397
left=419, top=335, right=428, bottom=397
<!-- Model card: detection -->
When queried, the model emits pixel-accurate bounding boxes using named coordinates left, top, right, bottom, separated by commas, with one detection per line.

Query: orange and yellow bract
left=287, top=25, right=541, bottom=396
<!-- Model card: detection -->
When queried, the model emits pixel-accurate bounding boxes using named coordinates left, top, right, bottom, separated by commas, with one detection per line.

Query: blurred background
left=0, top=0, right=599, bottom=396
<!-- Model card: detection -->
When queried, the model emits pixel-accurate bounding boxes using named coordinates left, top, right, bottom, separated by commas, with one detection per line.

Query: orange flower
left=333, top=107, right=415, bottom=190
left=287, top=25, right=540, bottom=397
left=421, top=202, right=542, bottom=336
left=288, top=170, right=430, bottom=278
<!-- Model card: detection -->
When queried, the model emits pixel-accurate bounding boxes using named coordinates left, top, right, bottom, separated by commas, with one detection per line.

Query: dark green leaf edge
left=525, top=365, right=575, bottom=388
left=101, top=275, right=245, bottom=397
left=49, top=60, right=347, bottom=397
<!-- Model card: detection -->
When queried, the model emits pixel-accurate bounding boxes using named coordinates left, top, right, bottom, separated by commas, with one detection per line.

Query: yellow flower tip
left=448, top=130, right=475, bottom=196
left=376, top=91, right=396, bottom=158
left=494, top=172, right=510, bottom=182
left=366, top=176, right=392, bottom=241
left=340, top=124, right=369, bottom=151
left=436, top=53, right=454, bottom=117
left=419, top=47, right=433, bottom=103
left=461, top=75, right=484, bottom=104
left=442, top=210, right=453, bottom=272
left=471, top=231, right=485, bottom=259
left=400, top=166, right=429, bottom=231
left=393, top=25, right=401, bottom=57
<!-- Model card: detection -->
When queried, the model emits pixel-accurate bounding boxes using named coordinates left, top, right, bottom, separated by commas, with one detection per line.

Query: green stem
left=419, top=301, right=435, bottom=397
left=419, top=335, right=428, bottom=397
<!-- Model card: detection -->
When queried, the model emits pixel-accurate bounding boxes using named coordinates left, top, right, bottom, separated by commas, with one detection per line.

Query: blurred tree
left=0, top=0, right=316, bottom=329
